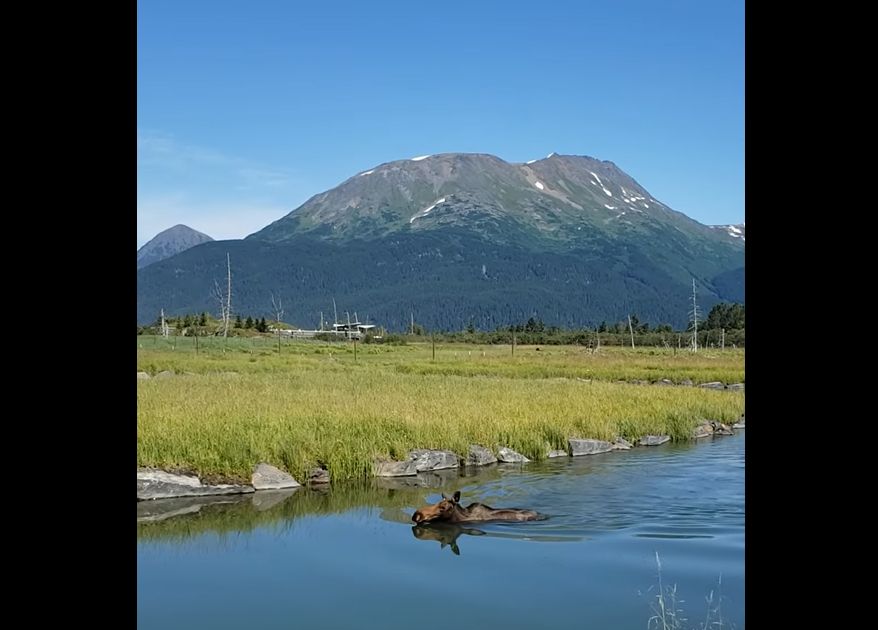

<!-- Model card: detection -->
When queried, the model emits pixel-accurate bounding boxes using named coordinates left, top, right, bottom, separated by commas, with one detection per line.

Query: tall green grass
left=137, top=336, right=744, bottom=384
left=138, top=340, right=744, bottom=483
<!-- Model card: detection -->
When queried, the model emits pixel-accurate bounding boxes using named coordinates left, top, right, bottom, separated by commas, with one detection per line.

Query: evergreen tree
left=235, top=314, right=243, bottom=328
left=705, top=303, right=745, bottom=330
left=245, top=316, right=254, bottom=329
left=199, top=312, right=207, bottom=326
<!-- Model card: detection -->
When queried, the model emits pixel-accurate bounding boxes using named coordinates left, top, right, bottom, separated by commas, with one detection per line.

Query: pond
left=138, top=432, right=744, bottom=629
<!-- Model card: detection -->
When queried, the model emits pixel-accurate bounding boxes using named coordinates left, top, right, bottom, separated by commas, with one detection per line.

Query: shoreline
left=137, top=417, right=744, bottom=502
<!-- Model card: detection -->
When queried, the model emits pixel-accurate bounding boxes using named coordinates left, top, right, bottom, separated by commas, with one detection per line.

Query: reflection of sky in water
left=138, top=433, right=744, bottom=630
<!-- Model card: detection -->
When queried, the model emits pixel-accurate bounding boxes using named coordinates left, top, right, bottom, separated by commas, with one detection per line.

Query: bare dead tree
left=224, top=253, right=231, bottom=338
left=271, top=292, right=284, bottom=354
left=688, top=279, right=700, bottom=353
left=212, top=280, right=229, bottom=336
left=211, top=253, right=233, bottom=341
left=160, top=308, right=169, bottom=338
left=627, top=314, right=635, bottom=349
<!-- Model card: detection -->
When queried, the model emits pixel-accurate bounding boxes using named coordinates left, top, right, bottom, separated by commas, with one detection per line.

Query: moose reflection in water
left=412, top=490, right=546, bottom=524
left=411, top=522, right=486, bottom=555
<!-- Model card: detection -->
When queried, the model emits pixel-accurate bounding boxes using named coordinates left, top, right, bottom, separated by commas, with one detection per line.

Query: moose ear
left=453, top=491, right=461, bottom=503
left=441, top=492, right=450, bottom=500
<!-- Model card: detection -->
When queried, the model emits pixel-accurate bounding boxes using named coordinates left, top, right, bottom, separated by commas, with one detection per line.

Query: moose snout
left=412, top=511, right=423, bottom=523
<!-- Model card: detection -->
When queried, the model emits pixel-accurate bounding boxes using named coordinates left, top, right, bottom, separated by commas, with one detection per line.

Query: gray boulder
left=639, top=435, right=671, bottom=446
left=154, top=370, right=174, bottom=379
left=699, top=382, right=725, bottom=390
left=710, top=421, right=734, bottom=436
left=373, top=460, right=419, bottom=477
left=692, top=422, right=715, bottom=439
left=408, top=449, right=460, bottom=471
left=612, top=437, right=633, bottom=451
left=137, top=371, right=150, bottom=380
left=728, top=383, right=745, bottom=391
left=466, top=445, right=498, bottom=466
left=546, top=449, right=569, bottom=458
left=569, top=439, right=613, bottom=456
left=308, top=468, right=331, bottom=485
left=497, top=447, right=530, bottom=463
left=137, top=469, right=254, bottom=501
left=251, top=463, right=301, bottom=490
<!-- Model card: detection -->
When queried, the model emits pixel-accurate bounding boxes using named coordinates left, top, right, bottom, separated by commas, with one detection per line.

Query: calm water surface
left=138, top=433, right=744, bottom=629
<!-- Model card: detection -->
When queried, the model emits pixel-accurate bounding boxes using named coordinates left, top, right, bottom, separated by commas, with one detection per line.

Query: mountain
left=137, top=224, right=214, bottom=269
left=137, top=153, right=743, bottom=330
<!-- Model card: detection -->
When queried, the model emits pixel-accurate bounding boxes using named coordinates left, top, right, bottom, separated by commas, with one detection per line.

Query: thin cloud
left=138, top=130, right=241, bottom=168
left=237, top=167, right=291, bottom=189
left=138, top=130, right=304, bottom=247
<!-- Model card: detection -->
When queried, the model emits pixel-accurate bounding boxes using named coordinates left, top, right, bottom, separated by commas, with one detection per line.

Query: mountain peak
left=251, top=150, right=737, bottom=253
left=137, top=224, right=214, bottom=269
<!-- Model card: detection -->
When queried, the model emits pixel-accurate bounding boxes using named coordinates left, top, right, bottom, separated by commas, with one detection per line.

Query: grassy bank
left=137, top=339, right=744, bottom=483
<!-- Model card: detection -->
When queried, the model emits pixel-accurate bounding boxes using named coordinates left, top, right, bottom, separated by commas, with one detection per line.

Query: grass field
left=137, top=336, right=744, bottom=483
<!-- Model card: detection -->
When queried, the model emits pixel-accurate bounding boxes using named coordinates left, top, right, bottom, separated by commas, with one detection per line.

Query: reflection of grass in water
left=138, top=464, right=520, bottom=544
left=644, top=552, right=735, bottom=630
left=137, top=483, right=428, bottom=544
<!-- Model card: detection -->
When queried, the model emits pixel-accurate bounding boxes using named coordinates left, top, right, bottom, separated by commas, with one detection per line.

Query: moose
left=411, top=490, right=546, bottom=524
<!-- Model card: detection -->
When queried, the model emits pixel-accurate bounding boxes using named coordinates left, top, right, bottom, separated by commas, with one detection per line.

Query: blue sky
left=137, top=0, right=744, bottom=247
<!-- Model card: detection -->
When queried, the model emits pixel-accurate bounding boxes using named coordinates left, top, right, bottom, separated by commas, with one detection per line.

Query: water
left=138, top=433, right=744, bottom=629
